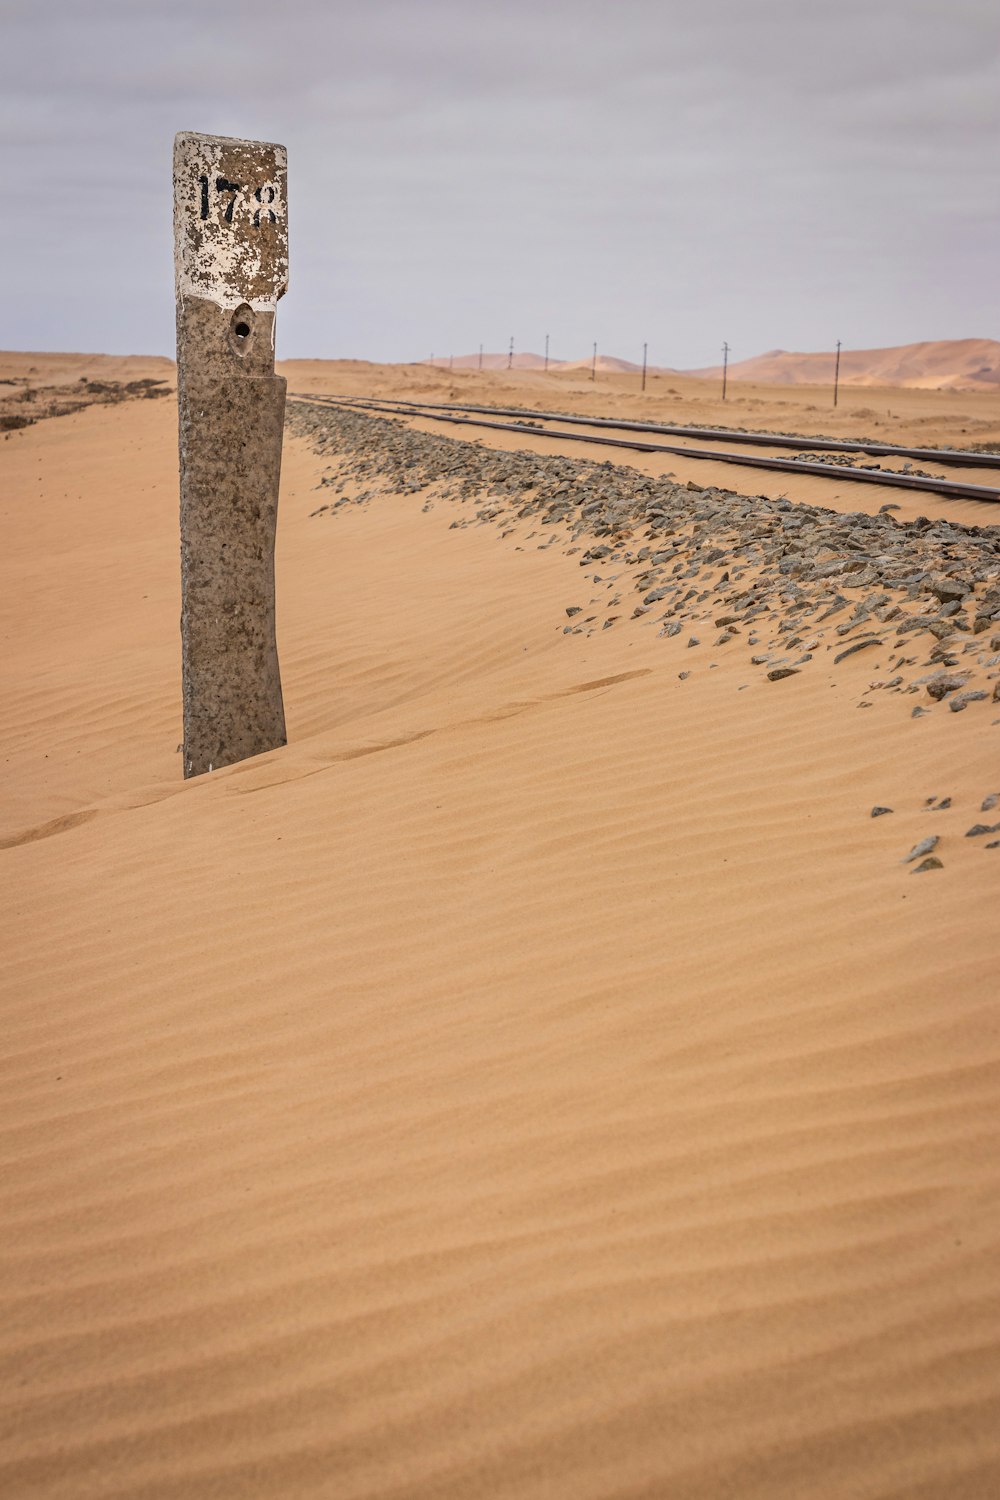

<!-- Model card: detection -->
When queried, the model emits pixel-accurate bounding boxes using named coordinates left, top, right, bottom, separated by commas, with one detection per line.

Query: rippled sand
left=2, top=356, right=999, bottom=1499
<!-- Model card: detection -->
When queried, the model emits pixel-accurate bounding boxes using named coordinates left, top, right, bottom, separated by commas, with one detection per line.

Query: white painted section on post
left=173, top=132, right=289, bottom=313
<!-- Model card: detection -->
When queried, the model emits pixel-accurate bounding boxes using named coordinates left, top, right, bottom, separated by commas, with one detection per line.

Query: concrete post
left=173, top=131, right=289, bottom=778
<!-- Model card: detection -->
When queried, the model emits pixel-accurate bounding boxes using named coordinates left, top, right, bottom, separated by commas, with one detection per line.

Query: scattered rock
left=929, top=577, right=971, bottom=603
left=912, top=856, right=944, bottom=873
left=925, top=674, right=967, bottom=701
left=871, top=806, right=893, bottom=817
left=949, top=690, right=989, bottom=712
left=981, top=793, right=999, bottom=812
left=965, top=822, right=1000, bottom=838
left=902, top=835, right=939, bottom=864
left=833, top=637, right=883, bottom=665
left=288, top=402, right=1000, bottom=721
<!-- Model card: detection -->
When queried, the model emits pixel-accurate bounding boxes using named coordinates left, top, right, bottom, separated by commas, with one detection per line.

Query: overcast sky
left=3, top=0, right=997, bottom=368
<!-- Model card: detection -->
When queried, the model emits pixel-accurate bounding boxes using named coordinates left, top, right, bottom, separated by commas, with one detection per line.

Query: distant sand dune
left=423, top=352, right=649, bottom=374
left=420, top=339, right=1000, bottom=391
left=686, top=337, right=1000, bottom=390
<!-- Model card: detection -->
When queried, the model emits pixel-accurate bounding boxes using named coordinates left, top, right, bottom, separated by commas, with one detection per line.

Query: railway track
left=291, top=393, right=1000, bottom=507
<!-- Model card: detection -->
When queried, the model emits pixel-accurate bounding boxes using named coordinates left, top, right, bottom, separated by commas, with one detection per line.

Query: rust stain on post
left=174, top=131, right=289, bottom=778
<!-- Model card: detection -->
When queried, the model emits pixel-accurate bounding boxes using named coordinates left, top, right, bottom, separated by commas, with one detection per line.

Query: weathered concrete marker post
left=174, top=131, right=289, bottom=778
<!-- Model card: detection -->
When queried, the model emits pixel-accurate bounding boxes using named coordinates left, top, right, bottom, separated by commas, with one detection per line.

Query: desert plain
left=2, top=347, right=1000, bottom=1498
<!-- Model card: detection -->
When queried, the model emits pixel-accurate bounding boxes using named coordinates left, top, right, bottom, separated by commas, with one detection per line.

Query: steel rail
left=297, top=391, right=1000, bottom=471
left=291, top=394, right=1000, bottom=505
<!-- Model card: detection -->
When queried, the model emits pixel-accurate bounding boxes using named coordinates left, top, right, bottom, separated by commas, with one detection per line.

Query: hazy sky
left=3, top=0, right=997, bottom=368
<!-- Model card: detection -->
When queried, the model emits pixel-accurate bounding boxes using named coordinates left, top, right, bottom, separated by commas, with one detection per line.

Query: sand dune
left=0, top=350, right=175, bottom=388
left=2, top=355, right=1000, bottom=1498
left=424, top=339, right=1000, bottom=391
left=424, top=353, right=649, bottom=374
left=557, top=354, right=646, bottom=374
left=688, top=338, right=1000, bottom=391
left=425, top=352, right=552, bottom=371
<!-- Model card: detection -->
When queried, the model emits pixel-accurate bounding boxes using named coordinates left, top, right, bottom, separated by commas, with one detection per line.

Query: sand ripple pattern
left=2, top=395, right=999, bottom=1499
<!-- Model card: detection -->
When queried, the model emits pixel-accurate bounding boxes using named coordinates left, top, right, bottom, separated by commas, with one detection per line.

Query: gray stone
left=929, top=577, right=970, bottom=603
left=911, top=856, right=944, bottom=873
left=767, top=667, right=799, bottom=681
left=871, top=806, right=893, bottom=817
left=964, top=822, right=1000, bottom=837
left=902, top=835, right=939, bottom=863
left=175, top=131, right=288, bottom=778
left=925, top=673, right=967, bottom=701
left=949, top=690, right=989, bottom=712
left=833, top=638, right=883, bottom=665
left=981, top=793, right=999, bottom=812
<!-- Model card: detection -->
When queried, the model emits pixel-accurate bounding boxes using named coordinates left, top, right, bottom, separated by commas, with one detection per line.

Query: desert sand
left=2, top=351, right=1000, bottom=1499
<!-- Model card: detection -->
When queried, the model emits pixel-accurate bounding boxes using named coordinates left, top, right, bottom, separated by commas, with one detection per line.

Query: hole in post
left=229, top=305, right=256, bottom=355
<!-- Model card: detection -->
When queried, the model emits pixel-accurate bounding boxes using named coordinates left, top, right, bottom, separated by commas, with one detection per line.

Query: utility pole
left=591, top=341, right=597, bottom=382
left=544, top=333, right=549, bottom=373
left=478, top=343, right=483, bottom=372
left=833, top=339, right=842, bottom=408
left=641, top=341, right=648, bottom=393
left=722, top=341, right=730, bottom=402
left=508, top=336, right=514, bottom=370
